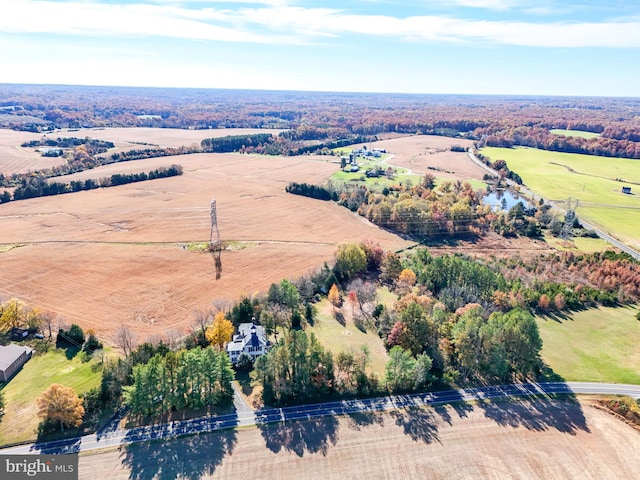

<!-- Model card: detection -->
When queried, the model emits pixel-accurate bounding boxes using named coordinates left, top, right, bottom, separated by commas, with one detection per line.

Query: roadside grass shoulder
left=537, top=305, right=640, bottom=385
left=543, top=234, right=611, bottom=253
left=0, top=346, right=103, bottom=446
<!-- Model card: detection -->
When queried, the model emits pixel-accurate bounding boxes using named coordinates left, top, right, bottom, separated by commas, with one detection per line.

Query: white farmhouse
left=226, top=322, right=271, bottom=364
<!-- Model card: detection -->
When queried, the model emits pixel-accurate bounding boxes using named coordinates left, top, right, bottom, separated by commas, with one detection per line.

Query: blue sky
left=1, top=0, right=639, bottom=96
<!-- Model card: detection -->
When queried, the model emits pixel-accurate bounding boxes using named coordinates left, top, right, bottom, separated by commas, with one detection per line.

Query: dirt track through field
left=78, top=399, right=640, bottom=479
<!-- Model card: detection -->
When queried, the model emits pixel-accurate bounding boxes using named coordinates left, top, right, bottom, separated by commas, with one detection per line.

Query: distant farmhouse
left=0, top=343, right=34, bottom=382
left=226, top=322, right=271, bottom=364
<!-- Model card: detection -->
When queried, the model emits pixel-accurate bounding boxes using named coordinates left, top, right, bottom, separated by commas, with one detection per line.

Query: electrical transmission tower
left=560, top=197, right=579, bottom=241
left=209, top=199, right=222, bottom=279
left=209, top=199, right=221, bottom=251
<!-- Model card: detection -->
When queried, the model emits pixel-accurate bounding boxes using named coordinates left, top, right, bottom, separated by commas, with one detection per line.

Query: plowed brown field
left=0, top=152, right=411, bottom=343
left=352, top=135, right=482, bottom=180
left=78, top=399, right=640, bottom=479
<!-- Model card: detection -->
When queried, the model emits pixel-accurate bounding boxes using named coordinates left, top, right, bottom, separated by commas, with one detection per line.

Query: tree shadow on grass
left=257, top=414, right=339, bottom=457
left=334, top=311, right=346, bottom=327
left=538, top=310, right=573, bottom=323
left=476, top=394, right=590, bottom=435
left=389, top=406, right=441, bottom=444
left=120, top=427, right=237, bottom=480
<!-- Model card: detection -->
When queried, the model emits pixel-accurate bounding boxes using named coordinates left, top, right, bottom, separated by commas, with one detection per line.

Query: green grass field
left=549, top=129, right=600, bottom=139
left=481, top=146, right=640, bottom=249
left=307, top=298, right=390, bottom=377
left=0, top=346, right=103, bottom=445
left=537, top=306, right=640, bottom=384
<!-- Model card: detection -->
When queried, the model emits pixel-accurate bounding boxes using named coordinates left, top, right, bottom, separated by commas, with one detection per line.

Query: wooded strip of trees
left=123, top=347, right=234, bottom=416
left=22, top=136, right=115, bottom=153
left=201, top=133, right=274, bottom=152
left=255, top=330, right=334, bottom=405
left=285, top=182, right=338, bottom=201
left=477, top=125, right=640, bottom=159
left=4, top=164, right=183, bottom=202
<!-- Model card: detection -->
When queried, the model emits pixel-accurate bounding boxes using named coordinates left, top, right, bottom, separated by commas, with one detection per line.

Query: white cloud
left=2, top=0, right=640, bottom=48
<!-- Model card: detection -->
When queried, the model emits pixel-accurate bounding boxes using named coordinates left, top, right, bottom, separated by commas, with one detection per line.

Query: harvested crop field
left=79, top=399, right=640, bottom=479
left=352, top=135, right=483, bottom=181
left=48, top=127, right=285, bottom=149
left=0, top=129, right=65, bottom=174
left=0, top=152, right=411, bottom=342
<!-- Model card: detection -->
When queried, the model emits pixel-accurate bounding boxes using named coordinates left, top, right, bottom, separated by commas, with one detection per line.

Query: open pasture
left=0, top=152, right=411, bottom=343
left=537, top=305, right=640, bottom=384
left=481, top=146, right=640, bottom=249
left=0, top=348, right=103, bottom=445
left=550, top=129, right=600, bottom=139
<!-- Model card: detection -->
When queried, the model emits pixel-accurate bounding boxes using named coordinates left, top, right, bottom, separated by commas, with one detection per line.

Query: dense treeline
left=3, top=84, right=639, bottom=161
left=231, top=240, right=640, bottom=403
left=0, top=138, right=191, bottom=189
left=477, top=125, right=640, bottom=159
left=109, top=146, right=196, bottom=162
left=285, top=182, right=338, bottom=201
left=7, top=164, right=183, bottom=202
left=124, top=347, right=234, bottom=417
left=201, top=133, right=274, bottom=152
left=255, top=330, right=334, bottom=404
left=200, top=130, right=374, bottom=157
left=22, top=136, right=115, bottom=154
left=312, top=174, right=543, bottom=241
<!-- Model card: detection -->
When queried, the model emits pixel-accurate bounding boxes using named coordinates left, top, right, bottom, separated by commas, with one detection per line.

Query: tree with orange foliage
left=37, top=384, right=84, bottom=432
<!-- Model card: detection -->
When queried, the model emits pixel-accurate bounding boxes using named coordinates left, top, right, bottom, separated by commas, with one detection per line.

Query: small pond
left=483, top=190, right=530, bottom=211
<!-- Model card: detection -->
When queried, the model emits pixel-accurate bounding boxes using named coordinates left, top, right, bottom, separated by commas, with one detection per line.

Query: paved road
left=2, top=382, right=639, bottom=455
left=467, top=148, right=640, bottom=260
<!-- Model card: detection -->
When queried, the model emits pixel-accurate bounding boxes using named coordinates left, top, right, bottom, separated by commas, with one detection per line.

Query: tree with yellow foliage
left=205, top=312, right=234, bottom=350
left=37, top=384, right=84, bottom=432
left=397, top=268, right=417, bottom=294
left=328, top=283, right=341, bottom=312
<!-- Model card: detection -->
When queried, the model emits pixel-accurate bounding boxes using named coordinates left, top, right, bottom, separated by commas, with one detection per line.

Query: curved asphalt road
left=1, top=382, right=639, bottom=455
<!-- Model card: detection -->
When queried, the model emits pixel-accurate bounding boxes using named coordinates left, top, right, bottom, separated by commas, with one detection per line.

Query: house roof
left=0, top=344, right=33, bottom=371
left=226, top=322, right=267, bottom=352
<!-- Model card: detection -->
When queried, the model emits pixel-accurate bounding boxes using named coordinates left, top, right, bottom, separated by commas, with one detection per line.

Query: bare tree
left=346, top=278, right=378, bottom=319
left=164, top=328, right=183, bottom=350
left=211, top=299, right=234, bottom=315
left=40, top=310, right=57, bottom=340
left=114, top=325, right=137, bottom=358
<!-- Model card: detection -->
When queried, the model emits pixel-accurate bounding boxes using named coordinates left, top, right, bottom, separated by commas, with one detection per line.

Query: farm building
left=622, top=186, right=632, bottom=194
left=0, top=343, right=34, bottom=381
left=226, top=322, right=271, bottom=364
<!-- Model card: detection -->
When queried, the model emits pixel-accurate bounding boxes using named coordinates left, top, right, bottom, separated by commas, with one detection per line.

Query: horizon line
left=1, top=82, right=639, bottom=101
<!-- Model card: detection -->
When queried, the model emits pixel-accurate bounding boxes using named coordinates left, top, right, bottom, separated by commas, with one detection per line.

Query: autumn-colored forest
left=2, top=84, right=640, bottom=158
